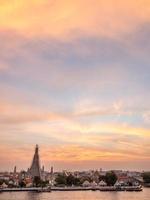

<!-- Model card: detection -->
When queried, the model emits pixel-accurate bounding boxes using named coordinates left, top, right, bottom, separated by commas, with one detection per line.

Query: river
left=0, top=188, right=150, bottom=200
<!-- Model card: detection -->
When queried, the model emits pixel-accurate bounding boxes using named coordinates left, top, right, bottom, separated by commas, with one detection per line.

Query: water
left=0, top=188, right=150, bottom=200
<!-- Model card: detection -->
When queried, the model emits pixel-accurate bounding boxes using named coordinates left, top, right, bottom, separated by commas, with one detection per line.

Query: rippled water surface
left=0, top=188, right=150, bottom=200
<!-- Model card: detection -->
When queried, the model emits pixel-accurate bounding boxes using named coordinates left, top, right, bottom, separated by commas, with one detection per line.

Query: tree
left=66, top=174, right=74, bottom=186
left=105, top=171, right=117, bottom=186
left=40, top=180, right=49, bottom=188
left=0, top=179, right=4, bottom=185
left=66, top=174, right=81, bottom=186
left=55, top=174, right=67, bottom=186
left=99, top=175, right=106, bottom=181
left=33, top=176, right=41, bottom=187
left=55, top=173, right=81, bottom=186
left=73, top=177, right=81, bottom=186
left=142, top=172, right=150, bottom=184
left=19, top=181, right=26, bottom=188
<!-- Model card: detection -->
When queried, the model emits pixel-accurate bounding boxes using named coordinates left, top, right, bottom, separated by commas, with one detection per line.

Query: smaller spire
left=35, top=144, right=39, bottom=153
left=42, top=165, right=44, bottom=172
left=14, top=166, right=17, bottom=174
left=50, top=166, right=53, bottom=174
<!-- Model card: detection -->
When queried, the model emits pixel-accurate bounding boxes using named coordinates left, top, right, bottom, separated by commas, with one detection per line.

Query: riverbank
left=0, top=186, right=143, bottom=192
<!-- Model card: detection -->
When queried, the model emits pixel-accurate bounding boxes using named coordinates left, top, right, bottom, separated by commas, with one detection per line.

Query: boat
left=124, top=186, right=143, bottom=192
left=37, top=186, right=51, bottom=193
left=99, top=185, right=143, bottom=192
left=99, top=186, right=116, bottom=191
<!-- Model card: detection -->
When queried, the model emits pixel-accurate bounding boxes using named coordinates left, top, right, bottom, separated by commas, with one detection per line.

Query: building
left=29, top=144, right=41, bottom=179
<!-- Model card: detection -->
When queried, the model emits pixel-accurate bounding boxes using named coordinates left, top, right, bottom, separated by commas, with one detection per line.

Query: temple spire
left=30, top=144, right=41, bottom=179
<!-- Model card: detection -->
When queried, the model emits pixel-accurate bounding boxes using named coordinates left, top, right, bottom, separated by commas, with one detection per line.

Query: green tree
left=55, top=174, right=67, bottom=186
left=142, top=172, right=150, bottom=183
left=0, top=179, right=4, bottom=185
left=40, top=180, right=49, bottom=188
left=33, top=176, right=41, bottom=187
left=73, top=177, right=81, bottom=186
left=99, top=175, right=106, bottom=181
left=66, top=174, right=81, bottom=186
left=19, top=181, right=26, bottom=188
left=66, top=174, right=74, bottom=186
left=105, top=171, right=117, bottom=186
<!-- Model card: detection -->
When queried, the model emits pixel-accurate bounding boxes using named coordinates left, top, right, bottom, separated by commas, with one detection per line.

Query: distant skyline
left=0, top=0, right=150, bottom=171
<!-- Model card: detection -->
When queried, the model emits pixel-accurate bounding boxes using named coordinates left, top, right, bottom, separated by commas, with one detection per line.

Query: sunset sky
left=0, top=0, right=150, bottom=172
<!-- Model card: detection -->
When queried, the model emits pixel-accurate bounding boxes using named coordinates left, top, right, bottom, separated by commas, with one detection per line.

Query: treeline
left=142, top=172, right=150, bottom=185
left=55, top=174, right=81, bottom=186
left=99, top=171, right=117, bottom=186
left=55, top=171, right=117, bottom=186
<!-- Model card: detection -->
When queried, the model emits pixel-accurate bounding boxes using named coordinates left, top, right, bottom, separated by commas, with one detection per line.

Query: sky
left=0, top=0, right=150, bottom=172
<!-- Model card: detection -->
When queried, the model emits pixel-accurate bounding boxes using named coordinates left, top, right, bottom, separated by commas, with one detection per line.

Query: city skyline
left=0, top=0, right=150, bottom=171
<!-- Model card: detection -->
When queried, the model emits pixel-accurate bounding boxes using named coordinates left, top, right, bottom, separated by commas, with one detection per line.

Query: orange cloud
left=0, top=144, right=149, bottom=167
left=0, top=100, right=66, bottom=124
left=42, top=145, right=150, bottom=162
left=0, top=0, right=150, bottom=172
left=0, top=0, right=150, bottom=39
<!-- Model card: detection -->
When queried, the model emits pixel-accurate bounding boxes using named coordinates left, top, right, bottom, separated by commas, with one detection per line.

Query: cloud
left=1, top=0, right=150, bottom=39
left=0, top=0, right=150, bottom=171
left=73, top=99, right=126, bottom=117
left=0, top=100, right=66, bottom=124
left=0, top=140, right=149, bottom=171
left=0, top=29, right=149, bottom=96
left=143, top=111, right=150, bottom=123
left=0, top=114, right=149, bottom=171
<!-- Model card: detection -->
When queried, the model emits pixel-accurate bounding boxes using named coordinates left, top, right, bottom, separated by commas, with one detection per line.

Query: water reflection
left=26, top=192, right=42, bottom=200
left=0, top=189, right=150, bottom=200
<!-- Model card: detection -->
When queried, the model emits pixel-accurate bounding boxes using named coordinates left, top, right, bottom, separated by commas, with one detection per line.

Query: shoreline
left=0, top=186, right=144, bottom=192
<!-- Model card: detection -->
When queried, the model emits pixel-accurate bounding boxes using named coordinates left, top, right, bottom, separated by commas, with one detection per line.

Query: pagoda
left=29, top=144, right=41, bottom=179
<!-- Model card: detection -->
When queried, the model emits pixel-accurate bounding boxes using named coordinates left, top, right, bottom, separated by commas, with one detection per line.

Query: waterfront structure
left=82, top=180, right=90, bottom=187
left=50, top=166, right=53, bottom=175
left=42, top=165, right=44, bottom=173
left=13, top=166, right=17, bottom=174
left=99, top=180, right=107, bottom=187
left=29, top=145, right=41, bottom=179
